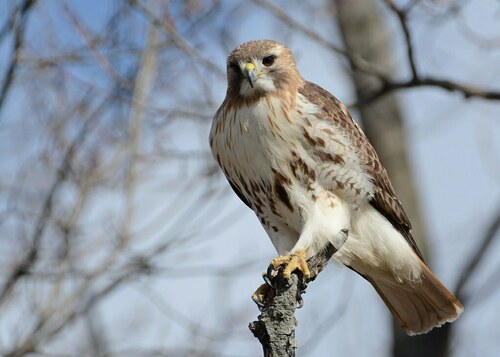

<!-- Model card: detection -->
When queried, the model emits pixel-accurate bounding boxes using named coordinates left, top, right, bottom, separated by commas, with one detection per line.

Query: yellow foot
left=251, top=283, right=274, bottom=307
left=270, top=250, right=310, bottom=280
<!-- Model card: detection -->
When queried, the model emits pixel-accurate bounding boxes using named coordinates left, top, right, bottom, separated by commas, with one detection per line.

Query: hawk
left=209, top=40, right=463, bottom=335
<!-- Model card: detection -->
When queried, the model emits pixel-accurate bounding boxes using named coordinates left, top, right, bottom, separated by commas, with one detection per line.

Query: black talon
left=266, top=264, right=276, bottom=279
left=295, top=278, right=308, bottom=308
left=296, top=287, right=305, bottom=308
left=297, top=296, right=304, bottom=309
left=300, top=282, right=308, bottom=292
left=262, top=271, right=274, bottom=288
left=284, top=278, right=292, bottom=288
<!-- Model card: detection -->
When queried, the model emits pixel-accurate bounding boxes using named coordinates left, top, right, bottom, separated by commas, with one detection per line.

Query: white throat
left=239, top=76, right=277, bottom=97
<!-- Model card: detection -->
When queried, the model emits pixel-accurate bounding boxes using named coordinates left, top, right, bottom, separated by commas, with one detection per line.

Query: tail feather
left=368, top=261, right=463, bottom=335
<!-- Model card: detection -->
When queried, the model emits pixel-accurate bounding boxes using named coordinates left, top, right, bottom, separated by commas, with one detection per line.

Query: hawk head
left=226, top=40, right=303, bottom=99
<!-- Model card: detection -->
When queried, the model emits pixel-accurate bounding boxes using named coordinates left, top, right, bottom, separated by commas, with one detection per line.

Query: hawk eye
left=262, top=55, right=275, bottom=67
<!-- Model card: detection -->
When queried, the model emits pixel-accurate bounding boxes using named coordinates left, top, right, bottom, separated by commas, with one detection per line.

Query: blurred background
left=0, top=0, right=499, bottom=356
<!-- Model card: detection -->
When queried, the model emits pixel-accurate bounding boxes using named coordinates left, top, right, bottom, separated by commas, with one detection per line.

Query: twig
left=249, top=241, right=344, bottom=356
left=0, top=0, right=37, bottom=113
left=353, top=76, right=500, bottom=107
left=253, top=0, right=387, bottom=79
left=130, top=0, right=225, bottom=78
left=63, top=2, right=129, bottom=88
left=0, top=94, right=111, bottom=303
left=254, top=0, right=500, bottom=105
left=382, top=0, right=418, bottom=79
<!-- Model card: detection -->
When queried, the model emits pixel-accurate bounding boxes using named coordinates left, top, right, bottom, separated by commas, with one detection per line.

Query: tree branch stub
left=249, top=242, right=344, bottom=357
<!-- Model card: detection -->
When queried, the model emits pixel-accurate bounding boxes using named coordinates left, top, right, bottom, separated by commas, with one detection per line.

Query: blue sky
left=196, top=1, right=500, bottom=355
left=1, top=0, right=499, bottom=356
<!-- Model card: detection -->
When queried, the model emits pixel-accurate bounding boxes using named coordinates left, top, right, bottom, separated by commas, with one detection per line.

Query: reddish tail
left=369, top=261, right=463, bottom=335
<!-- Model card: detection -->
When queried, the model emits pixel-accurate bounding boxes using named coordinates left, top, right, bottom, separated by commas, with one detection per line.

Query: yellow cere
left=244, top=62, right=256, bottom=71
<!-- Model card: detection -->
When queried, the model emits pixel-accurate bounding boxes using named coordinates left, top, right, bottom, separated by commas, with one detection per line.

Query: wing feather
left=299, top=81, right=424, bottom=261
left=229, top=180, right=252, bottom=209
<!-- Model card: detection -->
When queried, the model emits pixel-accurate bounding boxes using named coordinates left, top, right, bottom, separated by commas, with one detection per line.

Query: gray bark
left=249, top=242, right=343, bottom=357
left=249, top=274, right=300, bottom=357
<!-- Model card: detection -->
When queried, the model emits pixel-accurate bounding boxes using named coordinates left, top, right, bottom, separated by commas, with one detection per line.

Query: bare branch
left=63, top=2, right=129, bottom=88
left=382, top=0, right=418, bottom=79
left=0, top=0, right=37, bottom=113
left=353, top=76, right=500, bottom=106
left=121, top=24, right=159, bottom=247
left=130, top=0, right=225, bottom=78
left=0, top=94, right=110, bottom=303
left=252, top=0, right=388, bottom=78
left=255, top=0, right=500, bottom=105
left=5, top=268, right=137, bottom=357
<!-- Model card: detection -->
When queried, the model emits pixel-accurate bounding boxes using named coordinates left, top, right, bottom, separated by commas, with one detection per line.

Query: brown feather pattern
left=298, top=81, right=424, bottom=261
left=209, top=41, right=463, bottom=335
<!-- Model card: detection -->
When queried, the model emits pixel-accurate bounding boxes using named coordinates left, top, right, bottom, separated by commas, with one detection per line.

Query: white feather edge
left=334, top=203, right=423, bottom=283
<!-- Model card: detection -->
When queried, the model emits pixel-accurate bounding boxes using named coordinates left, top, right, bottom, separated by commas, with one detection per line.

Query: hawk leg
left=270, top=250, right=310, bottom=280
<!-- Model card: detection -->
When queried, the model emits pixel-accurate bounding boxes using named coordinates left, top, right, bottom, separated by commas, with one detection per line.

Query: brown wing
left=299, top=81, right=424, bottom=261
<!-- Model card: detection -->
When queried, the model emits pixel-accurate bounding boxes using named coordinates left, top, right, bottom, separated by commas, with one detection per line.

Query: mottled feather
left=209, top=40, right=462, bottom=335
left=298, top=81, right=424, bottom=261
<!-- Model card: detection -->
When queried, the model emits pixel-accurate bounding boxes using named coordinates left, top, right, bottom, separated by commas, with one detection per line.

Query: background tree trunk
left=332, top=1, right=450, bottom=356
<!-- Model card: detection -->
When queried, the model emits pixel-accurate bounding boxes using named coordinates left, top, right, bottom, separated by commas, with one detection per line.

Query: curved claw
left=262, top=271, right=274, bottom=288
left=266, top=264, right=277, bottom=281
left=299, top=281, right=308, bottom=292
left=296, top=286, right=306, bottom=308
left=296, top=295, right=304, bottom=309
left=296, top=280, right=307, bottom=308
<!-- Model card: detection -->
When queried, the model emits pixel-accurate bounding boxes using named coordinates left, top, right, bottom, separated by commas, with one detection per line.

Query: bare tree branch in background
left=381, top=0, right=418, bottom=80
left=0, top=2, right=243, bottom=355
left=0, top=0, right=37, bottom=113
left=0, top=1, right=498, bottom=356
left=357, top=76, right=500, bottom=106
left=121, top=22, right=159, bottom=247
left=332, top=1, right=435, bottom=355
left=0, top=94, right=109, bottom=303
left=254, top=0, right=500, bottom=105
left=252, top=0, right=387, bottom=78
left=130, top=0, right=225, bottom=78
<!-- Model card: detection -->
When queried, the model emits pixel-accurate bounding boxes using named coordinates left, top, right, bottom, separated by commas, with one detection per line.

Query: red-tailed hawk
left=209, top=40, right=463, bottom=335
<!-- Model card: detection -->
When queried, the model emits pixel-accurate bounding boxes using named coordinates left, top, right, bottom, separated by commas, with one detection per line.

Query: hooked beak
left=244, top=62, right=257, bottom=88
